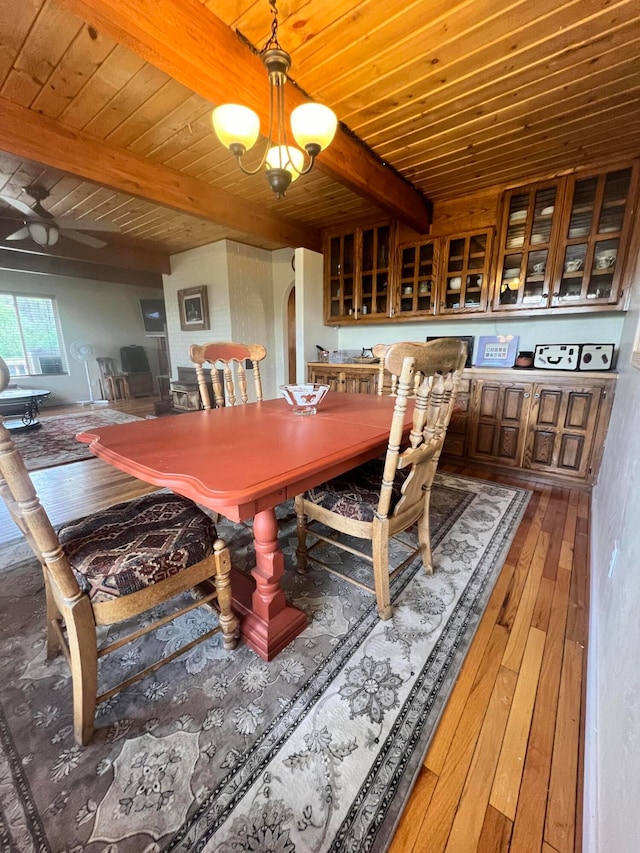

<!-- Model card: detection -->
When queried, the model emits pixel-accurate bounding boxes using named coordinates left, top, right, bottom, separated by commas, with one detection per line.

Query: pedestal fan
left=69, top=341, right=107, bottom=405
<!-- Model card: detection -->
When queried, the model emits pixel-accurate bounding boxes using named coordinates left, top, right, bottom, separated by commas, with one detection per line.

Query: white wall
left=588, top=255, right=640, bottom=852
left=1, top=269, right=162, bottom=405
left=164, top=242, right=232, bottom=373
left=296, top=247, right=338, bottom=382
left=271, top=247, right=295, bottom=389
left=227, top=242, right=277, bottom=399
left=164, top=240, right=279, bottom=399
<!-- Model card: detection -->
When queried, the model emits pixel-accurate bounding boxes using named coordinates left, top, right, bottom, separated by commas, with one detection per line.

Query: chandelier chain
left=262, top=0, right=282, bottom=53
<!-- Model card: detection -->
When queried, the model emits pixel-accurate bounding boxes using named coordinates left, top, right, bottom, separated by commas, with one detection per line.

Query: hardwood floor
left=1, top=400, right=587, bottom=852
left=390, top=465, right=587, bottom=853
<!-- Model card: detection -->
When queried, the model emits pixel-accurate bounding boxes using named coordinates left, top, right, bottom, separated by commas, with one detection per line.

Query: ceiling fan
left=0, top=185, right=120, bottom=249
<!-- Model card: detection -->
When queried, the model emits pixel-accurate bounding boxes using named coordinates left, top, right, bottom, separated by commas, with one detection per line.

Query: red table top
left=77, top=393, right=412, bottom=521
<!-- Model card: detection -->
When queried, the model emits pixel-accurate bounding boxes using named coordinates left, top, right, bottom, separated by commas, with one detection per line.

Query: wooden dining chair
left=0, top=363, right=238, bottom=745
left=190, top=342, right=267, bottom=408
left=295, top=339, right=467, bottom=620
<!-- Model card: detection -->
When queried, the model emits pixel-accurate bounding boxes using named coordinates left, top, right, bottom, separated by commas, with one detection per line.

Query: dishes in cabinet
left=448, top=276, right=462, bottom=290
left=504, top=268, right=520, bottom=278
left=565, top=258, right=584, bottom=272
left=595, top=250, right=617, bottom=268
left=506, top=236, right=525, bottom=248
left=540, top=206, right=555, bottom=216
left=509, top=210, right=527, bottom=223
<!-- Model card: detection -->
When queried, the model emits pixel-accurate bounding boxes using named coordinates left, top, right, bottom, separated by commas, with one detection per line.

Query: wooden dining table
left=77, top=393, right=413, bottom=660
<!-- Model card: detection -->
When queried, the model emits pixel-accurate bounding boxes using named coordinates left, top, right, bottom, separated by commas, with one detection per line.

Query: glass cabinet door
left=552, top=167, right=633, bottom=306
left=494, top=182, right=560, bottom=311
left=327, top=232, right=355, bottom=320
left=396, top=239, right=438, bottom=316
left=439, top=229, right=493, bottom=314
left=360, top=224, right=391, bottom=319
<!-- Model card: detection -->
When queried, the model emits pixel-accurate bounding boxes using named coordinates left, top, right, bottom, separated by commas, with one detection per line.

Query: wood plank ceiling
left=0, top=0, right=638, bottom=268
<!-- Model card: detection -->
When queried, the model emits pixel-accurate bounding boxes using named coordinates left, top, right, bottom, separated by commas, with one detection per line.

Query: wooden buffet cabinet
left=307, top=362, right=616, bottom=487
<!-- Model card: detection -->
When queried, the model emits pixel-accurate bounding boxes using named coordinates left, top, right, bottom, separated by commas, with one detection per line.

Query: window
left=0, top=292, right=69, bottom=376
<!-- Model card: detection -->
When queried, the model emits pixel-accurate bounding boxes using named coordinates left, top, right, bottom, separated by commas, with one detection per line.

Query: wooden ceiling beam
left=0, top=247, right=163, bottom=287
left=0, top=98, right=321, bottom=252
left=56, top=0, right=432, bottom=233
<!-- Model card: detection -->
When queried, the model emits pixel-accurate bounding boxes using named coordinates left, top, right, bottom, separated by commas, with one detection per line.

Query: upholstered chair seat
left=304, top=459, right=409, bottom=523
left=59, top=493, right=218, bottom=603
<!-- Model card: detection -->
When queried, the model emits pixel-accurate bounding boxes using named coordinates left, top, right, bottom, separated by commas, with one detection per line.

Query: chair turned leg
left=43, top=575, right=63, bottom=659
left=212, top=539, right=239, bottom=650
left=64, top=598, right=98, bottom=746
left=294, top=496, right=309, bottom=574
left=417, top=483, right=435, bottom=575
left=372, top=525, right=392, bottom=620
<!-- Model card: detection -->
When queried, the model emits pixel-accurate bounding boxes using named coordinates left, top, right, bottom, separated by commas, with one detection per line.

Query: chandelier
left=212, top=0, right=337, bottom=198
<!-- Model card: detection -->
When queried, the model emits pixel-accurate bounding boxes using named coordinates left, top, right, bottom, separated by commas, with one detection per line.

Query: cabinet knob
left=523, top=393, right=530, bottom=398
left=542, top=292, right=549, bottom=298
left=534, top=393, right=540, bottom=398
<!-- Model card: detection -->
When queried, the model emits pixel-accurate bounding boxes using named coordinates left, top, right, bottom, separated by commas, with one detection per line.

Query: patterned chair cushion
left=304, top=458, right=409, bottom=523
left=58, top=493, right=218, bottom=603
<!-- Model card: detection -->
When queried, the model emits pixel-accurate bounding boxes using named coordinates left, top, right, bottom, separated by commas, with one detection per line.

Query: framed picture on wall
left=178, top=286, right=209, bottom=332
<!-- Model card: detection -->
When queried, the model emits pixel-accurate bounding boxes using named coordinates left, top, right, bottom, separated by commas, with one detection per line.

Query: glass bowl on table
left=280, top=383, right=330, bottom=415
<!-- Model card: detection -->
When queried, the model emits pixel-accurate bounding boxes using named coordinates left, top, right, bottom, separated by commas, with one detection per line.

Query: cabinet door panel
left=564, top=391, right=593, bottom=429
left=503, top=387, right=528, bottom=421
left=469, top=381, right=531, bottom=466
left=474, top=422, right=499, bottom=457
left=528, top=430, right=556, bottom=466
left=497, top=426, right=523, bottom=461
left=557, top=434, right=586, bottom=472
left=524, top=383, right=602, bottom=478
left=535, top=388, right=562, bottom=425
left=478, top=384, right=501, bottom=417
left=344, top=372, right=377, bottom=395
left=308, top=368, right=343, bottom=391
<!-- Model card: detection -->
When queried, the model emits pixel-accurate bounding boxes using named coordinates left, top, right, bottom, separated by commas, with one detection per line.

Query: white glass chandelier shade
left=266, top=145, right=305, bottom=181
left=290, top=103, right=337, bottom=153
left=28, top=221, right=59, bottom=247
left=212, top=104, right=260, bottom=153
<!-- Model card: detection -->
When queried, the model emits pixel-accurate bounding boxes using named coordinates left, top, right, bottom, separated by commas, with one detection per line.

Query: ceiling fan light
left=290, top=103, right=337, bottom=153
left=27, top=221, right=59, bottom=247
left=266, top=145, right=305, bottom=181
left=212, top=104, right=260, bottom=153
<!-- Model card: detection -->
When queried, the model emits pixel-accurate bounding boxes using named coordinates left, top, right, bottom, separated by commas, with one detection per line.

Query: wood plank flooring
left=390, top=464, right=587, bottom=853
left=0, top=400, right=587, bottom=852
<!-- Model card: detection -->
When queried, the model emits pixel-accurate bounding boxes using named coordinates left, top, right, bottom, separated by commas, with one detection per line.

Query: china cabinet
left=493, top=164, right=638, bottom=311
left=324, top=221, right=394, bottom=322
left=550, top=167, right=636, bottom=306
left=395, top=238, right=439, bottom=317
left=395, top=228, right=493, bottom=319
left=438, top=229, right=493, bottom=314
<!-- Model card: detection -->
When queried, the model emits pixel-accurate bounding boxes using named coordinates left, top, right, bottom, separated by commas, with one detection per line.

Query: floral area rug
left=0, top=473, right=529, bottom=852
left=11, top=409, right=142, bottom=470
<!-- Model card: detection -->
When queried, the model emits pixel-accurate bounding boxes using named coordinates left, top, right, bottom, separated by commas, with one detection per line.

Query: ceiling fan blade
left=0, top=195, right=34, bottom=216
left=5, top=226, right=30, bottom=241
left=60, top=228, right=108, bottom=248
left=54, top=216, right=121, bottom=232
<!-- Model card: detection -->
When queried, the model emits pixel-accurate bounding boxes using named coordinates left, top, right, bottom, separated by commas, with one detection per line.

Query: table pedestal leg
left=230, top=507, right=307, bottom=660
